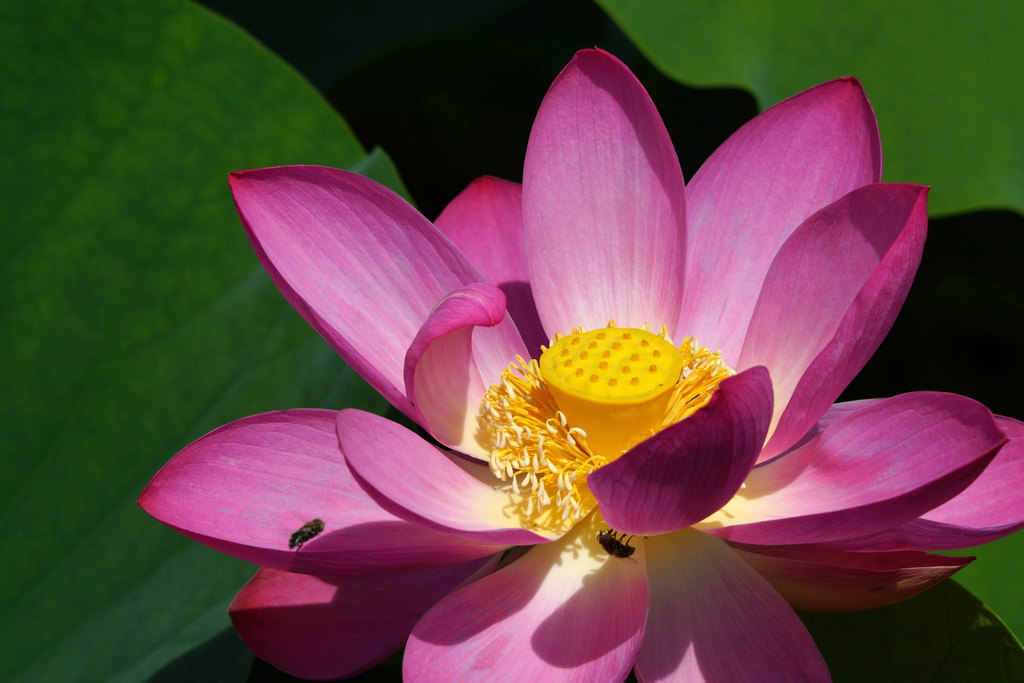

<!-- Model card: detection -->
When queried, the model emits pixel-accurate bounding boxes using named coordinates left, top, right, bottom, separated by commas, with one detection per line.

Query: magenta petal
left=742, top=184, right=928, bottom=461
left=589, top=367, right=773, bottom=536
left=337, top=409, right=552, bottom=545
left=832, top=416, right=1024, bottom=551
left=702, top=393, right=1006, bottom=545
left=636, top=529, right=828, bottom=682
left=405, top=515, right=648, bottom=683
left=404, top=282, right=527, bottom=459
left=230, top=165, right=483, bottom=418
left=680, top=77, right=882, bottom=362
left=523, top=48, right=686, bottom=335
left=730, top=541, right=971, bottom=612
left=230, top=557, right=492, bottom=680
left=434, top=176, right=547, bottom=353
left=920, top=416, right=1024, bottom=529
left=139, top=410, right=499, bottom=575
left=780, top=398, right=882, bottom=456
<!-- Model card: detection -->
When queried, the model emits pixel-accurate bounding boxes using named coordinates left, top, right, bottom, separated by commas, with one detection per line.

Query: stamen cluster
left=480, top=352, right=606, bottom=526
left=479, top=323, right=733, bottom=533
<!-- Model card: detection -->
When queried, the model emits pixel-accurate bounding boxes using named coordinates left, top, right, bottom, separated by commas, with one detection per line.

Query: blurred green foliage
left=0, top=0, right=389, bottom=679
left=802, top=581, right=1024, bottom=682
left=597, top=0, right=1024, bottom=217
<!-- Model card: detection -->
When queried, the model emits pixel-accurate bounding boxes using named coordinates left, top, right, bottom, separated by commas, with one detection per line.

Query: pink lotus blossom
left=140, top=49, right=1023, bottom=681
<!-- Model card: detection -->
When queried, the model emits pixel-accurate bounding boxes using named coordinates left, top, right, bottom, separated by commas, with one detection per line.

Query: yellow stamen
left=479, top=323, right=732, bottom=535
left=478, top=354, right=604, bottom=533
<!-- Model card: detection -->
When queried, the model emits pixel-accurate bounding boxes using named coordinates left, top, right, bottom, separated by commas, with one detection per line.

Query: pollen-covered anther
left=480, top=353, right=606, bottom=533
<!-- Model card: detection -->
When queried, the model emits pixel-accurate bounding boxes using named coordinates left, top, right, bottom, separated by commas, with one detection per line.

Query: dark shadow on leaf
left=147, top=627, right=252, bottom=683
left=248, top=652, right=402, bottom=682
left=800, top=580, right=1024, bottom=682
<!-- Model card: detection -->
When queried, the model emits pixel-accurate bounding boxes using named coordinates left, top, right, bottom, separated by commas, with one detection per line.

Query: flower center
left=480, top=322, right=732, bottom=534
left=538, top=326, right=685, bottom=456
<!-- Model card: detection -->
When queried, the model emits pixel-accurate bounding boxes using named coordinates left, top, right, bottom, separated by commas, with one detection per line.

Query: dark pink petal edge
left=830, top=416, right=1024, bottom=551
left=729, top=541, right=971, bottom=612
left=705, top=393, right=1006, bottom=545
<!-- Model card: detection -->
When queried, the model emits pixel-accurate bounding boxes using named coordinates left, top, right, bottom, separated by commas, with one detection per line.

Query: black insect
left=597, top=529, right=635, bottom=558
left=289, top=518, right=325, bottom=550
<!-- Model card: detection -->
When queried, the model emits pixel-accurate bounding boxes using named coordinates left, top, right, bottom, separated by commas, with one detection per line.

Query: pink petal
left=921, top=416, right=1024, bottom=527
left=680, top=77, right=882, bottom=363
left=729, top=541, right=971, bottom=612
left=742, top=184, right=928, bottom=461
left=636, top=529, right=828, bottom=682
left=523, top=48, right=686, bottom=336
left=230, top=557, right=492, bottom=681
left=405, top=514, right=648, bottom=683
left=434, top=176, right=547, bottom=353
left=589, top=367, right=772, bottom=536
left=700, top=393, right=1006, bottom=545
left=230, top=165, right=483, bottom=419
left=778, top=398, right=881, bottom=458
left=337, top=409, right=553, bottom=545
left=831, top=416, right=1024, bottom=551
left=139, top=410, right=500, bottom=575
left=404, top=282, right=528, bottom=459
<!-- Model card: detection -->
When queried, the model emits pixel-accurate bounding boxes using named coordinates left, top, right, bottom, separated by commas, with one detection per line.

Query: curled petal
left=139, top=410, right=499, bottom=575
left=730, top=541, right=971, bottom=612
left=524, top=48, right=686, bottom=336
left=589, top=367, right=772, bottom=536
left=434, top=176, right=546, bottom=353
left=404, top=282, right=527, bottom=459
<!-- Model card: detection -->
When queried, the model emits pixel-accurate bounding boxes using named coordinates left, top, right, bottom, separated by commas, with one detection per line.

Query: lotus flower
left=140, top=49, right=1024, bottom=681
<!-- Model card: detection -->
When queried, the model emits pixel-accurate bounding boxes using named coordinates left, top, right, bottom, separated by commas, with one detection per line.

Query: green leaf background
left=803, top=581, right=1024, bottom=682
left=2, top=0, right=1021, bottom=680
left=596, top=0, right=1024, bottom=217
left=0, top=0, right=390, bottom=679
